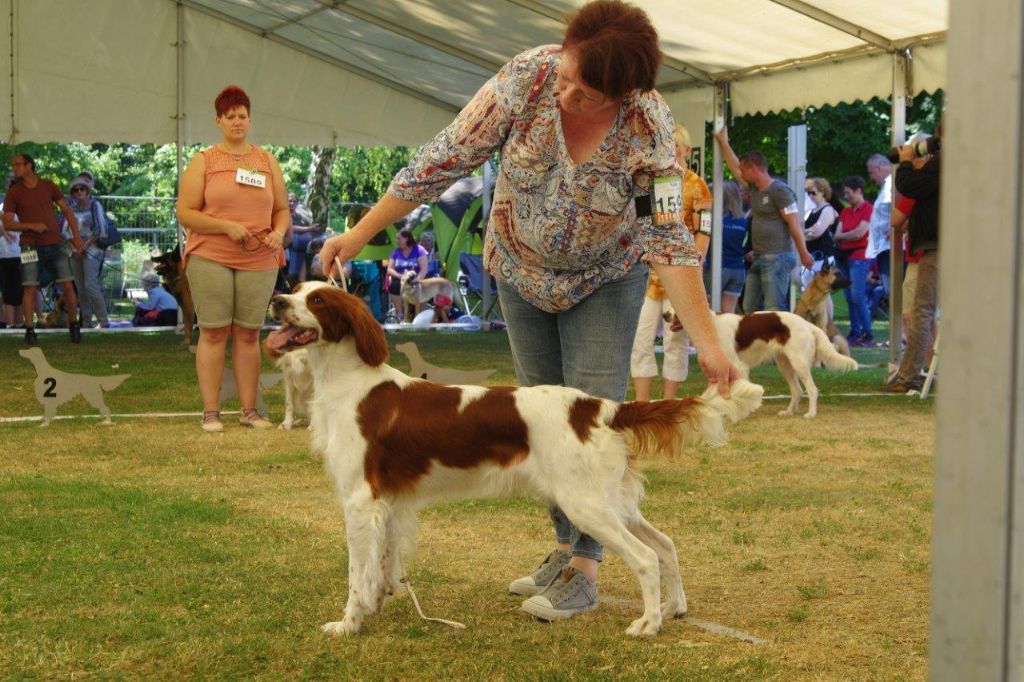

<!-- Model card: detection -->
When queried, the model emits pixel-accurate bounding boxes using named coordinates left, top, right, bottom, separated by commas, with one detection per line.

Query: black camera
left=887, top=137, right=940, bottom=164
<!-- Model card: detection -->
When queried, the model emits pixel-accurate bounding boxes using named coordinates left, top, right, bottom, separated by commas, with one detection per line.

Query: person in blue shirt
left=133, top=273, right=179, bottom=326
left=703, top=180, right=750, bottom=313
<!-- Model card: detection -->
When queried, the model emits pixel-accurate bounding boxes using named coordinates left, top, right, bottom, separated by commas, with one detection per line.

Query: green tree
left=711, top=90, right=944, bottom=196
left=306, top=145, right=336, bottom=226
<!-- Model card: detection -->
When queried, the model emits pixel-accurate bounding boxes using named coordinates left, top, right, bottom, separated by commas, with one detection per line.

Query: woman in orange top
left=176, top=85, right=290, bottom=433
left=629, top=123, right=712, bottom=401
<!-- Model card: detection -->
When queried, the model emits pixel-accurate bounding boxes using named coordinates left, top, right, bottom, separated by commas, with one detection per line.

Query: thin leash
left=398, top=560, right=465, bottom=630
left=327, top=257, right=349, bottom=292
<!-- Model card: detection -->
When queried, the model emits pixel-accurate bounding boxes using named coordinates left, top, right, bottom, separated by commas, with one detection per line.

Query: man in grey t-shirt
left=714, top=127, right=813, bottom=311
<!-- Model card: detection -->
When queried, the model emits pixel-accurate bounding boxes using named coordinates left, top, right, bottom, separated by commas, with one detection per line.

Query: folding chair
left=458, top=252, right=500, bottom=320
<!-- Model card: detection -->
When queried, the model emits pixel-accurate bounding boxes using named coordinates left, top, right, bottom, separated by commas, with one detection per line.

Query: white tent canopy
left=1, top=0, right=946, bottom=147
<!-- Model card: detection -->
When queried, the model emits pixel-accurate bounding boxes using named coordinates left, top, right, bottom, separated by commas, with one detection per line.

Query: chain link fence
left=93, top=196, right=179, bottom=320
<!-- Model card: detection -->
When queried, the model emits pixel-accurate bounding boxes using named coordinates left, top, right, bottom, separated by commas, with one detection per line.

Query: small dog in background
left=276, top=348, right=313, bottom=430
left=795, top=263, right=852, bottom=357
left=152, top=247, right=195, bottom=346
left=42, top=289, right=71, bottom=329
left=399, top=270, right=457, bottom=323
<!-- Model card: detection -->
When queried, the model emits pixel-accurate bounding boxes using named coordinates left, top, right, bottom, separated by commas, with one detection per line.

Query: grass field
left=0, top=326, right=934, bottom=680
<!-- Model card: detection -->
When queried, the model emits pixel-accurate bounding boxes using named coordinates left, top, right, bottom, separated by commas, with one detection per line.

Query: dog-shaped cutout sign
left=19, top=348, right=130, bottom=425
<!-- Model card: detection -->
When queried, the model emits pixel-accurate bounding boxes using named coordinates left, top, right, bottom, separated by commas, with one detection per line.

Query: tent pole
left=931, top=0, right=1024, bottom=676
left=175, top=0, right=186, bottom=240
left=175, top=1, right=186, bottom=332
left=888, top=50, right=908, bottom=374
left=7, top=0, right=16, bottom=144
left=787, top=123, right=807, bottom=311
left=710, top=83, right=727, bottom=312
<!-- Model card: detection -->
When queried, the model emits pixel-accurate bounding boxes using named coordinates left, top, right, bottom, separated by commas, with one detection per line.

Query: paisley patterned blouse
left=388, top=46, right=698, bottom=313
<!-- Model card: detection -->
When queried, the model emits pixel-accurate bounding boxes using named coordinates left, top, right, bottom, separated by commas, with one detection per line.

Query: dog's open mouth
left=266, top=324, right=319, bottom=352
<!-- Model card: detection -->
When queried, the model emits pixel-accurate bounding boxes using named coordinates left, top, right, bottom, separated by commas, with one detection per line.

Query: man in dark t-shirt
left=714, top=127, right=814, bottom=311
left=2, top=153, right=84, bottom=345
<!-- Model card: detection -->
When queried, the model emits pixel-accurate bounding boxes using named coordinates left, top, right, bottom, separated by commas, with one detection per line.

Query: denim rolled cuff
left=549, top=506, right=604, bottom=561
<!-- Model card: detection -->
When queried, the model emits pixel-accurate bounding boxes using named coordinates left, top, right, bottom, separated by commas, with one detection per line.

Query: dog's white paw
left=278, top=420, right=293, bottom=430
left=626, top=615, right=662, bottom=637
left=321, top=618, right=360, bottom=635
left=803, top=412, right=817, bottom=419
left=660, top=600, right=687, bottom=620
left=777, top=409, right=796, bottom=417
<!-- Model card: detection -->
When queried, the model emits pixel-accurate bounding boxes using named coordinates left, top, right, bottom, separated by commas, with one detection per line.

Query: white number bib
left=652, top=175, right=683, bottom=226
left=235, top=167, right=267, bottom=188
left=20, top=249, right=38, bottom=264
left=699, top=210, right=712, bottom=235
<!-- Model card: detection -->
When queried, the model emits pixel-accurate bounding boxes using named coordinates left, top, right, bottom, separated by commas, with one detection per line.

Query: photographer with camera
left=883, top=130, right=941, bottom=393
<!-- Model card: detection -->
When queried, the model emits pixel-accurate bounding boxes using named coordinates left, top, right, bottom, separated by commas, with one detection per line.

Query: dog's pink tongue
left=266, top=326, right=302, bottom=352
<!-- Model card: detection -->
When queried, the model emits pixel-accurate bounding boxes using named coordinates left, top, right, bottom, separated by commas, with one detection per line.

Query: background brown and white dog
left=794, top=263, right=852, bottom=357
left=275, top=349, right=313, bottom=430
left=399, top=270, right=456, bottom=323
left=152, top=248, right=195, bottom=345
left=265, top=282, right=763, bottom=637
left=712, top=311, right=858, bottom=418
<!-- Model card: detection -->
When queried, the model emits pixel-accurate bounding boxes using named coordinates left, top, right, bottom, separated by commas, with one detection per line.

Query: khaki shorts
left=186, top=254, right=278, bottom=329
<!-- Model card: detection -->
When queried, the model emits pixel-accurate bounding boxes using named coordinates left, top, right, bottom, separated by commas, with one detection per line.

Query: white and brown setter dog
left=265, top=282, right=763, bottom=637
left=713, top=311, right=858, bottom=418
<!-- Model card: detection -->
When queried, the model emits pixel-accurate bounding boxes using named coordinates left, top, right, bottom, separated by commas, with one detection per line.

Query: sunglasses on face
left=72, top=186, right=89, bottom=193
left=806, top=189, right=819, bottom=196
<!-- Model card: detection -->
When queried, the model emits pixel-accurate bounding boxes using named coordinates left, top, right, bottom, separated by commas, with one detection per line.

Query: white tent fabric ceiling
left=0, top=0, right=946, bottom=146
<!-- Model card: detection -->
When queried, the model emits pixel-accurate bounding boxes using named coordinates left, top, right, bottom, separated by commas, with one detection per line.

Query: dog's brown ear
left=308, top=287, right=389, bottom=366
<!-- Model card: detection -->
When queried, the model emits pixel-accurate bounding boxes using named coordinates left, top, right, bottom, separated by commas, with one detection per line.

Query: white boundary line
left=0, top=411, right=240, bottom=424
left=761, top=391, right=931, bottom=399
left=600, top=597, right=767, bottom=645
left=0, top=392, right=929, bottom=423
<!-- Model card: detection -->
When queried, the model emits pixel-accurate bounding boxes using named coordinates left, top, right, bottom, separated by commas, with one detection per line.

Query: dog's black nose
left=270, top=296, right=289, bottom=318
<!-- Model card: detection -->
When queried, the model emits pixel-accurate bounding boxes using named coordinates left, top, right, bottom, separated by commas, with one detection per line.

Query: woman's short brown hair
left=562, top=0, right=661, bottom=99
left=215, top=85, right=251, bottom=117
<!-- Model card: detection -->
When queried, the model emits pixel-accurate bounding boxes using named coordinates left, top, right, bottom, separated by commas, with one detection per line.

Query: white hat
left=68, top=172, right=95, bottom=193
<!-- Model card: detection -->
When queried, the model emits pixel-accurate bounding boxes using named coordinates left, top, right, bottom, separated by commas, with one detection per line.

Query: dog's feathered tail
left=811, top=325, right=859, bottom=371
left=100, top=374, right=131, bottom=391
left=610, top=379, right=764, bottom=454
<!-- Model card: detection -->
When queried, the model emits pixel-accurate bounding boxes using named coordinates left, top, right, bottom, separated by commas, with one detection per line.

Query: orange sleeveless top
left=184, top=145, right=283, bottom=271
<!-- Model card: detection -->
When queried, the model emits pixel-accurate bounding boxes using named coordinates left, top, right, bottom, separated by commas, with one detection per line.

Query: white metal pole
left=7, top=0, right=16, bottom=144
left=710, top=84, right=727, bottom=312
left=175, top=1, right=186, bottom=332
left=889, top=50, right=908, bottom=374
left=787, top=124, right=807, bottom=310
left=931, top=0, right=1024, bottom=678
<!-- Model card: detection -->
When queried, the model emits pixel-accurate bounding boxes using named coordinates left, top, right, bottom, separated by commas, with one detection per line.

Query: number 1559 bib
left=652, top=175, right=683, bottom=226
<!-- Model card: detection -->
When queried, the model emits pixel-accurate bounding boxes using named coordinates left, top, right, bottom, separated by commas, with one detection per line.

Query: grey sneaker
left=509, top=550, right=571, bottom=596
left=520, top=566, right=598, bottom=621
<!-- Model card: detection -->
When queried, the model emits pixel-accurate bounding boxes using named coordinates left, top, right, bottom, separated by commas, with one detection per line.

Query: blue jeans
left=838, top=257, right=873, bottom=338
left=497, top=265, right=647, bottom=561
left=287, top=230, right=323, bottom=278
left=744, top=251, right=796, bottom=311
